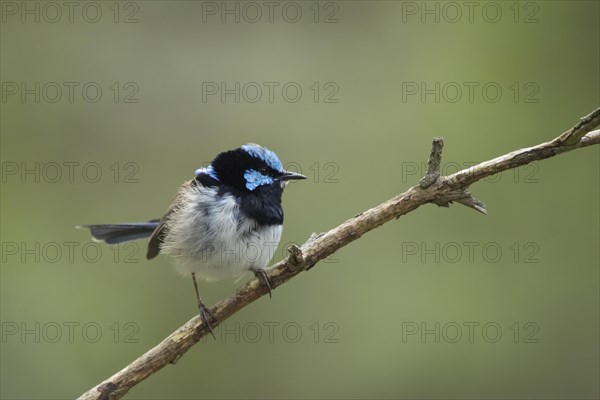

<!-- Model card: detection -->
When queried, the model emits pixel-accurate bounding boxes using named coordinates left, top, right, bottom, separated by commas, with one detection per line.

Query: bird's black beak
left=279, top=170, right=307, bottom=181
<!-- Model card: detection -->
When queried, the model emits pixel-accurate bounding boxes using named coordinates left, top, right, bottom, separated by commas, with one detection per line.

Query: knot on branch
left=419, top=136, right=487, bottom=214
left=286, top=232, right=324, bottom=271
left=286, top=245, right=305, bottom=271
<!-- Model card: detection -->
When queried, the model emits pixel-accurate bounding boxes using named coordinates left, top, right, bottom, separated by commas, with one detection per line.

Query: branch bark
left=78, top=107, right=600, bottom=400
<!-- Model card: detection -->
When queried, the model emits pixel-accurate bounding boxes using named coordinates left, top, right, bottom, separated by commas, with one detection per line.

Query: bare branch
left=78, top=109, right=600, bottom=400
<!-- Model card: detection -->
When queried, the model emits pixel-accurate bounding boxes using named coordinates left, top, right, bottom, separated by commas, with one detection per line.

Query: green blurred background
left=1, top=1, right=598, bottom=399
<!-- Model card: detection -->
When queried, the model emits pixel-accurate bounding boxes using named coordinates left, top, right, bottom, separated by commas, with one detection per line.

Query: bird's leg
left=250, top=267, right=273, bottom=298
left=191, top=272, right=216, bottom=339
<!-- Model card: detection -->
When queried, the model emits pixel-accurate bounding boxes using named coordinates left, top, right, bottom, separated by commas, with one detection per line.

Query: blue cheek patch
left=244, top=169, right=274, bottom=190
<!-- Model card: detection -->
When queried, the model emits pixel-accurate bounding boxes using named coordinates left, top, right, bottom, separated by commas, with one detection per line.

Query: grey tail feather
left=77, top=219, right=160, bottom=245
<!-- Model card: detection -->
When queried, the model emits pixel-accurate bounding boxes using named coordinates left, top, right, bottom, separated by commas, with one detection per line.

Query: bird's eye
left=260, top=167, right=269, bottom=175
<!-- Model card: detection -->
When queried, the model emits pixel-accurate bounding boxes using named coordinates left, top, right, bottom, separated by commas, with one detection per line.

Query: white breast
left=160, top=184, right=283, bottom=281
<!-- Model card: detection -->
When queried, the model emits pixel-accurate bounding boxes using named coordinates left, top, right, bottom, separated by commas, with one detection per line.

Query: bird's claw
left=198, top=302, right=216, bottom=339
left=251, top=268, right=273, bottom=298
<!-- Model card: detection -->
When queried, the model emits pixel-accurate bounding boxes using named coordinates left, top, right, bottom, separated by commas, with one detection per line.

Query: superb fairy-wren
left=79, top=144, right=306, bottom=336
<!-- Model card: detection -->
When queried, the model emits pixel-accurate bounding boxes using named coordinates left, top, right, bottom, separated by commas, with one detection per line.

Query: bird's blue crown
left=241, top=144, right=283, bottom=172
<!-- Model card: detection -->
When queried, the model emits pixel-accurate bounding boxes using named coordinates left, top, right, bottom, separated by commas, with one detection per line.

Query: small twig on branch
left=419, top=136, right=444, bottom=188
left=555, top=106, right=600, bottom=145
left=78, top=108, right=600, bottom=400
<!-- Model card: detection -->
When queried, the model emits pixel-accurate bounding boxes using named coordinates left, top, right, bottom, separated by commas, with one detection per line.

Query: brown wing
left=146, top=218, right=170, bottom=259
left=146, top=180, right=192, bottom=259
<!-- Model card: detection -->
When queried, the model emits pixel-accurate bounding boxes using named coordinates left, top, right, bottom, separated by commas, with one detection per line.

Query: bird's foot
left=250, top=268, right=273, bottom=298
left=197, top=301, right=216, bottom=339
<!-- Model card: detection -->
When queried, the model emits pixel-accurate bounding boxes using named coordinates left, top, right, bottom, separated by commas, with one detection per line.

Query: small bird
left=79, top=144, right=306, bottom=336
